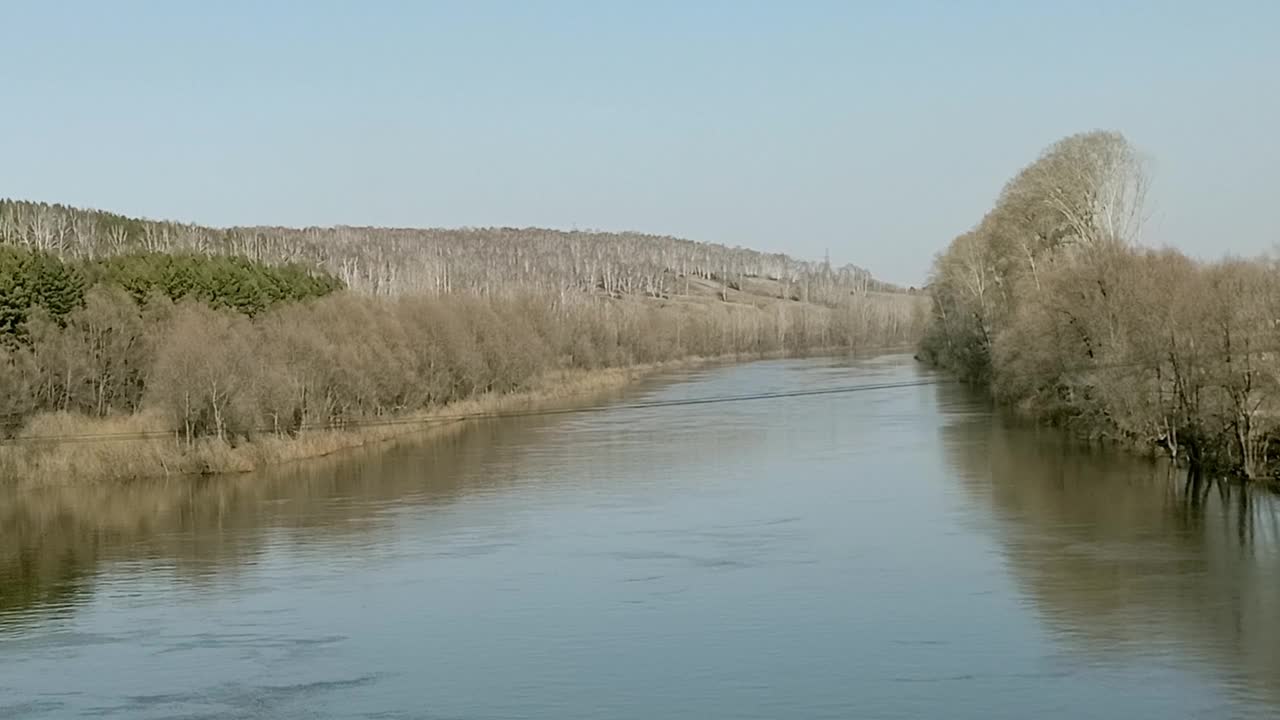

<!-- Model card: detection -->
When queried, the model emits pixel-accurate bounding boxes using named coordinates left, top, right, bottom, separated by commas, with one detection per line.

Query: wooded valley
left=0, top=204, right=922, bottom=481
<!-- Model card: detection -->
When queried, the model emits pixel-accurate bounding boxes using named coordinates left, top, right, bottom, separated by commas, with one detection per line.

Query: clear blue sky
left=2, top=1, right=1276, bottom=285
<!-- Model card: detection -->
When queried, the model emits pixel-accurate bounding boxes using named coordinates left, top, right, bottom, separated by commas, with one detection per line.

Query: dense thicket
left=0, top=246, right=84, bottom=336
left=0, top=285, right=921, bottom=444
left=0, top=246, right=339, bottom=339
left=0, top=199, right=900, bottom=301
left=921, top=130, right=1280, bottom=480
left=90, top=253, right=344, bottom=315
left=0, top=199, right=922, bottom=480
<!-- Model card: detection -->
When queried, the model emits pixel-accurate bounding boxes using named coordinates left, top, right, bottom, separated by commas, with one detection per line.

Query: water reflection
left=3, top=356, right=1279, bottom=719
left=936, top=380, right=1280, bottom=706
left=0, top=359, right=831, bottom=634
left=0, top=390, right=639, bottom=634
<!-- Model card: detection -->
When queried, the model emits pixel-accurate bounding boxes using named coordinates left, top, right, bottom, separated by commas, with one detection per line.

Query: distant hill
left=0, top=199, right=902, bottom=303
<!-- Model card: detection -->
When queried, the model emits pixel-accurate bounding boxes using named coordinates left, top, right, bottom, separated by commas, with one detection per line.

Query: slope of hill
left=0, top=199, right=902, bottom=301
left=0, top=198, right=924, bottom=483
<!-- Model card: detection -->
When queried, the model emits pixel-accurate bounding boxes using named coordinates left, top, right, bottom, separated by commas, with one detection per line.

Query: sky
left=1, top=1, right=1276, bottom=285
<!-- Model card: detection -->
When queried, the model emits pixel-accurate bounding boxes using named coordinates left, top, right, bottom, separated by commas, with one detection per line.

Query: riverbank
left=4, top=349, right=866, bottom=486
left=0, top=362, right=672, bottom=486
left=920, top=131, right=1279, bottom=482
left=0, top=255, right=923, bottom=487
left=8, top=353, right=1279, bottom=719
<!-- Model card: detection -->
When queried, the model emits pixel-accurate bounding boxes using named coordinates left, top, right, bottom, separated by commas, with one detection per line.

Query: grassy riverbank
left=1, top=362, right=680, bottom=485
left=0, top=346, right=901, bottom=486
left=0, top=202, right=924, bottom=485
left=0, top=283, right=923, bottom=485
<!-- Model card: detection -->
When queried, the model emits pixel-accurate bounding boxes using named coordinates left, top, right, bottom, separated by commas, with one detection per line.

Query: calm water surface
left=2, top=355, right=1278, bottom=719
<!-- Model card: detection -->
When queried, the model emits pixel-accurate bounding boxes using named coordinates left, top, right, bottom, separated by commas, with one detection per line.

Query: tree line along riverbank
left=920, top=130, right=1279, bottom=483
left=0, top=212, right=923, bottom=484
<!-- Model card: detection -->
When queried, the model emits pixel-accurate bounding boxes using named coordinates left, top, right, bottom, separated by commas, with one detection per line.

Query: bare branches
left=0, top=200, right=902, bottom=304
left=923, top=129, right=1279, bottom=480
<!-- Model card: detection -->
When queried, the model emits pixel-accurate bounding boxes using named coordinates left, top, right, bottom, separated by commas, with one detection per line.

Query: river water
left=2, top=355, right=1278, bottom=719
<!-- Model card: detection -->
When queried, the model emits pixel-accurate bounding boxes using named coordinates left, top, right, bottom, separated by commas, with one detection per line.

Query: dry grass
left=0, top=360, right=709, bottom=487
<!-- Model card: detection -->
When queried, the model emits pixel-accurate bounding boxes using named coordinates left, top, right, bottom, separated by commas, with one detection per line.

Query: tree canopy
left=922, top=130, right=1279, bottom=481
left=0, top=247, right=342, bottom=340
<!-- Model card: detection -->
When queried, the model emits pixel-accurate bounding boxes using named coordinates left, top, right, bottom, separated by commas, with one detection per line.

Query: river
left=2, top=355, right=1278, bottom=719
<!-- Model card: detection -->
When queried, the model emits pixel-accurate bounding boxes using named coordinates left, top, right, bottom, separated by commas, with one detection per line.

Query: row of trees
left=0, top=246, right=341, bottom=340
left=0, top=198, right=921, bottom=479
left=89, top=253, right=344, bottom=316
left=1, top=284, right=924, bottom=447
left=0, top=200, right=900, bottom=301
left=921, top=130, right=1279, bottom=480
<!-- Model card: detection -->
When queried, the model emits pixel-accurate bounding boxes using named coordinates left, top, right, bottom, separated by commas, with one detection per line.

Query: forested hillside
left=0, top=200, right=898, bottom=301
left=921, top=130, right=1280, bottom=481
left=0, top=201, right=922, bottom=482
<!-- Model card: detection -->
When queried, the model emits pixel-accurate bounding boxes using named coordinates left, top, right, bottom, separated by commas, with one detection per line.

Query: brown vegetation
left=921, top=130, right=1280, bottom=481
left=0, top=201, right=924, bottom=484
